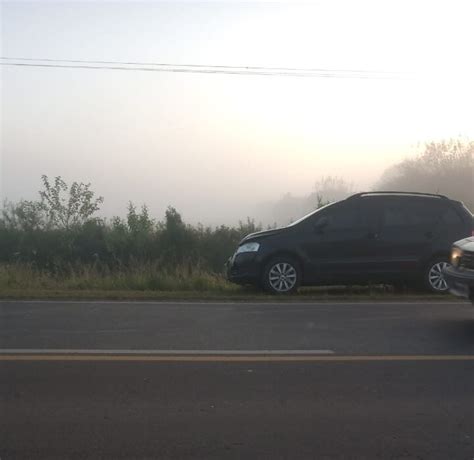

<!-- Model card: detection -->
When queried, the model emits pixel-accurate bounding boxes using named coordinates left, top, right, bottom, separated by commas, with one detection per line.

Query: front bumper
left=444, top=266, right=474, bottom=300
left=226, top=252, right=261, bottom=285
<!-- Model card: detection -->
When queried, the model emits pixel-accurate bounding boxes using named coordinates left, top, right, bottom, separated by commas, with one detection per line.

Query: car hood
left=455, top=237, right=474, bottom=252
left=240, top=227, right=288, bottom=244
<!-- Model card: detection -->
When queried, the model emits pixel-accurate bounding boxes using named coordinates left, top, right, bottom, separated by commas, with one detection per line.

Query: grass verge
left=0, top=263, right=459, bottom=302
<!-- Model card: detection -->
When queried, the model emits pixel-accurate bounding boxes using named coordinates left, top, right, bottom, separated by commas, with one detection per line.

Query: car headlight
left=235, top=242, right=260, bottom=255
left=451, top=247, right=463, bottom=267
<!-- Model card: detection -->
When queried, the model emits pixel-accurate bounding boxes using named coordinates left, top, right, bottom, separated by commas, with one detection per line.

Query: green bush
left=0, top=175, right=264, bottom=290
left=0, top=199, right=261, bottom=277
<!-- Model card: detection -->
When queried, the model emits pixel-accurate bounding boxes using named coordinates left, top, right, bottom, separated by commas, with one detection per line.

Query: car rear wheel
left=424, top=258, right=451, bottom=293
left=262, top=257, right=301, bottom=294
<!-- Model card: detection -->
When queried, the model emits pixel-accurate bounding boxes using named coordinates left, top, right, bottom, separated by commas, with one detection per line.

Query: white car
left=444, top=238, right=474, bottom=303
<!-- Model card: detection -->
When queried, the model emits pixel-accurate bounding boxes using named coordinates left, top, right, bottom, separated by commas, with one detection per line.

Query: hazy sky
left=1, top=0, right=473, bottom=224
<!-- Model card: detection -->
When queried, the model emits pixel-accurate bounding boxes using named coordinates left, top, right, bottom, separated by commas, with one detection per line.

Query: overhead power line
left=0, top=62, right=394, bottom=78
left=0, top=56, right=399, bottom=75
left=0, top=57, right=404, bottom=79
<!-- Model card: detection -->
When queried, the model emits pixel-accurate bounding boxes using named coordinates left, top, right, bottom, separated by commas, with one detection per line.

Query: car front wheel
left=262, top=257, right=301, bottom=294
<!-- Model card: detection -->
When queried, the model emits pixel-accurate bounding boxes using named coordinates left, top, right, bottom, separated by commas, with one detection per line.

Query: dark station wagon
left=227, top=192, right=473, bottom=294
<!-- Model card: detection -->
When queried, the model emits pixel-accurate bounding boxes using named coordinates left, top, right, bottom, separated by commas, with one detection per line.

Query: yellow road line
left=1, top=354, right=474, bottom=362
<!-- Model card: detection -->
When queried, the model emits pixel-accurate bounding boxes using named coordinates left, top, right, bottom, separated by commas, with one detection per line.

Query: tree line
left=0, top=176, right=259, bottom=274
left=263, top=139, right=473, bottom=225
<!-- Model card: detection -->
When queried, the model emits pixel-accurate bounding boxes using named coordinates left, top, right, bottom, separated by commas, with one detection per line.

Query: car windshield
left=287, top=202, right=335, bottom=227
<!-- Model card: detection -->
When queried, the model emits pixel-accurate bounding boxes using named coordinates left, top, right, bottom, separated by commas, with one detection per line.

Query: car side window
left=382, top=199, right=439, bottom=229
left=410, top=202, right=440, bottom=226
left=358, top=199, right=382, bottom=228
left=316, top=204, right=364, bottom=231
left=384, top=205, right=411, bottom=227
left=326, top=207, right=359, bottom=230
left=440, top=206, right=463, bottom=226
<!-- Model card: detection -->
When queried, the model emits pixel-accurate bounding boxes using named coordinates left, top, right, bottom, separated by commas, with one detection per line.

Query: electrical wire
left=0, top=56, right=400, bottom=76
left=0, top=57, right=404, bottom=79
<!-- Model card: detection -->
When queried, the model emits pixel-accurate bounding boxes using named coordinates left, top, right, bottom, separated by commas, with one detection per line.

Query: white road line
left=0, top=300, right=465, bottom=306
left=2, top=353, right=474, bottom=362
left=0, top=348, right=335, bottom=355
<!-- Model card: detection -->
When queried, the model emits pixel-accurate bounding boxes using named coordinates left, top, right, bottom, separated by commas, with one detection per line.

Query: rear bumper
left=444, top=266, right=474, bottom=300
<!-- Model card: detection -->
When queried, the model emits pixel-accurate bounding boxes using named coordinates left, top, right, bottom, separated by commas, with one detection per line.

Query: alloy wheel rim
left=428, top=262, right=450, bottom=291
left=269, top=263, right=297, bottom=292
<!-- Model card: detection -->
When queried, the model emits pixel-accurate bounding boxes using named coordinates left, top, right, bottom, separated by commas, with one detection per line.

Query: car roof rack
left=348, top=191, right=449, bottom=200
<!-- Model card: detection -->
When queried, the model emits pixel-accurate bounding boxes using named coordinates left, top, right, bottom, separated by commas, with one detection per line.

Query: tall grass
left=0, top=262, right=240, bottom=292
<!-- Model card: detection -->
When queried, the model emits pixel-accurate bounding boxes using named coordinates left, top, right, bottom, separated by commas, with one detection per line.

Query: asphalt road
left=1, top=300, right=474, bottom=459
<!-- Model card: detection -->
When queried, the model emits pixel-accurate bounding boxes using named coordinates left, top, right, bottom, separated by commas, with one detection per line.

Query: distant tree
left=39, top=175, right=104, bottom=229
left=163, top=206, right=185, bottom=233
left=271, top=193, right=307, bottom=226
left=376, top=139, right=474, bottom=211
left=236, top=217, right=260, bottom=236
left=126, top=202, right=154, bottom=234
left=159, top=207, right=196, bottom=266
left=1, top=199, right=46, bottom=231
left=304, top=176, right=354, bottom=211
left=267, top=176, right=354, bottom=226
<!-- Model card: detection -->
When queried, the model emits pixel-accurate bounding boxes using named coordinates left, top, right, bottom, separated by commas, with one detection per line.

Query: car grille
left=460, top=251, right=474, bottom=270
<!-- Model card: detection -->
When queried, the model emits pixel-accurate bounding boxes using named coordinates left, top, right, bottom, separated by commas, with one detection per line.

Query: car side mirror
left=313, top=217, right=329, bottom=234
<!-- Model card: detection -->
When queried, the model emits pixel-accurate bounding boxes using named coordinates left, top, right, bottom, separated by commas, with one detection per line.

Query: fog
left=1, top=1, right=474, bottom=226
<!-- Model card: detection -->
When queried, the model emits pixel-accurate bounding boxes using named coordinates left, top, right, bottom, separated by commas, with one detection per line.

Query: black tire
left=423, top=257, right=451, bottom=294
left=262, top=256, right=301, bottom=295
